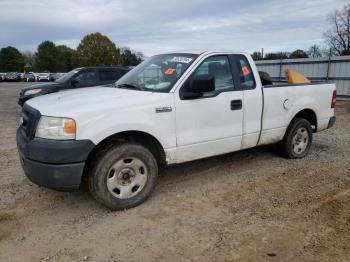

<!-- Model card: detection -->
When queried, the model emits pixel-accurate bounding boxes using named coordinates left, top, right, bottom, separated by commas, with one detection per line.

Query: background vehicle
left=0, top=73, right=5, bottom=82
left=49, top=73, right=59, bottom=82
left=17, top=51, right=336, bottom=210
left=5, top=72, right=21, bottom=82
left=37, top=73, right=50, bottom=82
left=18, top=66, right=130, bottom=106
left=22, top=73, right=36, bottom=82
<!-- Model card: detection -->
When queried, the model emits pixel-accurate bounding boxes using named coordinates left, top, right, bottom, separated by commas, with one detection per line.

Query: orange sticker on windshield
left=242, top=66, right=250, bottom=76
left=165, top=68, right=176, bottom=75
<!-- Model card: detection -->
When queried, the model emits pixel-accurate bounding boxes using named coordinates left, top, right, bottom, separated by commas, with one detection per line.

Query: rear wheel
left=89, top=143, right=158, bottom=210
left=278, top=118, right=313, bottom=159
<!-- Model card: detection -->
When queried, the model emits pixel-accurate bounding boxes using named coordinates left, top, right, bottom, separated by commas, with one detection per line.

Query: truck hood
left=26, top=86, right=168, bottom=119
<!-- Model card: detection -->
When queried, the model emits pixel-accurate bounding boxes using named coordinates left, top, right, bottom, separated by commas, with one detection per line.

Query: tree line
left=252, top=4, right=350, bottom=60
left=0, top=32, right=144, bottom=72
left=251, top=45, right=329, bottom=61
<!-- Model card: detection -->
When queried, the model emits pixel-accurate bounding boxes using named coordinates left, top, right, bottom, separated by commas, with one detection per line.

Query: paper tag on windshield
left=170, top=57, right=193, bottom=63
left=165, top=68, right=176, bottom=75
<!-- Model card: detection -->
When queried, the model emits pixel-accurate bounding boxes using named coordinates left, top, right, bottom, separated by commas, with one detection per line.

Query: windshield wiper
left=116, top=83, right=144, bottom=91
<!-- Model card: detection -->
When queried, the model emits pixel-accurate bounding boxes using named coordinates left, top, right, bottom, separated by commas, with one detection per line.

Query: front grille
left=20, top=104, right=41, bottom=140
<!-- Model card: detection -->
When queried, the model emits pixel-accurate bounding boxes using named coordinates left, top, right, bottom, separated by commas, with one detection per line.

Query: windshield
left=55, top=69, right=80, bottom=83
left=116, top=53, right=198, bottom=92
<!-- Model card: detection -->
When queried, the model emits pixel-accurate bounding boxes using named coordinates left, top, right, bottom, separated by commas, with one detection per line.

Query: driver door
left=174, top=55, right=243, bottom=162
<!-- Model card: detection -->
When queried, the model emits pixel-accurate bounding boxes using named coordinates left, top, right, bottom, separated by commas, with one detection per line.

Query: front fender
left=76, top=110, right=176, bottom=150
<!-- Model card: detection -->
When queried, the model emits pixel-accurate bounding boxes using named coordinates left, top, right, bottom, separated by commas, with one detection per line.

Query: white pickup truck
left=17, top=51, right=336, bottom=210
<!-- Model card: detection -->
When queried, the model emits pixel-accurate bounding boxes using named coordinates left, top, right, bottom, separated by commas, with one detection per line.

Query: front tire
left=89, top=143, right=158, bottom=210
left=278, top=118, right=313, bottom=159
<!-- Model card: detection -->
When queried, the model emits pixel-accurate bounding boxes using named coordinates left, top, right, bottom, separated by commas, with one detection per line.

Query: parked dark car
left=18, top=66, right=130, bottom=106
left=23, top=73, right=36, bottom=82
left=5, top=72, right=21, bottom=82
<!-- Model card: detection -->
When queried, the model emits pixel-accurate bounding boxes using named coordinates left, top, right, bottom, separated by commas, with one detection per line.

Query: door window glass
left=75, top=71, right=98, bottom=86
left=192, top=56, right=234, bottom=95
left=100, top=70, right=119, bottom=82
left=235, top=56, right=256, bottom=89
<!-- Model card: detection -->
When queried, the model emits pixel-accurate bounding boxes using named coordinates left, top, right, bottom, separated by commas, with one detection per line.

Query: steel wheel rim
left=292, top=127, right=309, bottom=155
left=106, top=157, right=148, bottom=199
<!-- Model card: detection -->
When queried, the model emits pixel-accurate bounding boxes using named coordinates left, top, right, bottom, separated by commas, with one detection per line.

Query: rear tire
left=89, top=143, right=158, bottom=210
left=278, top=118, right=313, bottom=159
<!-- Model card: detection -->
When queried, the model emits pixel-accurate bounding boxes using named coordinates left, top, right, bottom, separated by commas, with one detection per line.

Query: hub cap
left=292, top=127, right=309, bottom=155
left=106, top=157, right=148, bottom=199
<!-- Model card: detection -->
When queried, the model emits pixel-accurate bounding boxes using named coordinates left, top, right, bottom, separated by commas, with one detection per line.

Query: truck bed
left=258, top=82, right=335, bottom=145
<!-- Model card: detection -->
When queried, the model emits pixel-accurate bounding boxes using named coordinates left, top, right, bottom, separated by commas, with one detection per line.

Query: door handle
left=231, top=100, right=242, bottom=110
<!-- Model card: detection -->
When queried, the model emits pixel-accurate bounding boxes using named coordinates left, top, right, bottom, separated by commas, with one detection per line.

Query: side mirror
left=258, top=71, right=273, bottom=86
left=182, top=74, right=215, bottom=100
left=71, top=79, right=78, bottom=87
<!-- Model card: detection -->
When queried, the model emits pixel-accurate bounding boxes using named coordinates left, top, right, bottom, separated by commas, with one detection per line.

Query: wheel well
left=292, top=109, right=317, bottom=131
left=84, top=131, right=166, bottom=177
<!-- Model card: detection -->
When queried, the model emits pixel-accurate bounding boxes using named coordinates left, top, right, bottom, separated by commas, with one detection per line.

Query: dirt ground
left=0, top=82, right=349, bottom=262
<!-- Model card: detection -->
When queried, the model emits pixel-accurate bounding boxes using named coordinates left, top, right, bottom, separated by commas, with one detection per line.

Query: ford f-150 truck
left=17, top=51, right=336, bottom=210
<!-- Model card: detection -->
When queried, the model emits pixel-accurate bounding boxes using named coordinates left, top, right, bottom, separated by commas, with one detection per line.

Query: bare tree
left=307, top=45, right=322, bottom=58
left=324, top=5, right=350, bottom=55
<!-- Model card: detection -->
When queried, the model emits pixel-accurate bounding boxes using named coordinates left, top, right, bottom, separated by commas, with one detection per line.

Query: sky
left=0, top=0, right=348, bottom=56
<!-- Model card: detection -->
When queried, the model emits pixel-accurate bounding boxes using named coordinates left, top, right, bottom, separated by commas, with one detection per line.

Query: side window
left=99, top=70, right=119, bottom=82
left=235, top=55, right=256, bottom=89
left=192, top=55, right=234, bottom=95
left=74, top=71, right=98, bottom=86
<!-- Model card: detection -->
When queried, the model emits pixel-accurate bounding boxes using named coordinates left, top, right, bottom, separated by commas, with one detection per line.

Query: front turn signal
left=64, top=119, right=76, bottom=134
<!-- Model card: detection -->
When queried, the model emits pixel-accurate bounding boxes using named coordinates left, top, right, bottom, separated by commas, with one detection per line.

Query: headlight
left=35, top=116, right=76, bottom=140
left=24, top=89, right=42, bottom=96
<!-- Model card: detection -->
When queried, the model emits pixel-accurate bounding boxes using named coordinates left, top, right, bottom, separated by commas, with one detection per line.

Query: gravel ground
left=0, top=82, right=349, bottom=262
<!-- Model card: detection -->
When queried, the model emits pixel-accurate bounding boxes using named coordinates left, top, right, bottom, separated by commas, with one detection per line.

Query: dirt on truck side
left=0, top=83, right=350, bottom=262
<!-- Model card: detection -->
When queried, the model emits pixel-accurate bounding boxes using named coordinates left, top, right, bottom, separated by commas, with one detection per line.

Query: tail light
left=331, top=90, right=336, bottom=108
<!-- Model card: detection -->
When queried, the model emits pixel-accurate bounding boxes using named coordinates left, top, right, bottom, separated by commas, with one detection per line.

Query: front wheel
left=89, top=143, right=158, bottom=210
left=278, top=118, right=313, bottom=159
